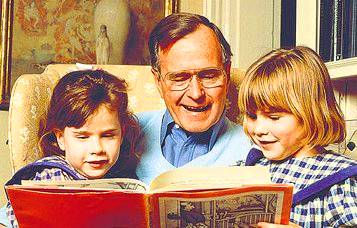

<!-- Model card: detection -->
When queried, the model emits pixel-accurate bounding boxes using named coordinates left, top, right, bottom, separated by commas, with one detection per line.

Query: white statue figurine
left=96, top=24, right=110, bottom=64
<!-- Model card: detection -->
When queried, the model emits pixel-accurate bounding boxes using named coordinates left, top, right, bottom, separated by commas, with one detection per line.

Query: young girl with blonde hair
left=238, top=46, right=357, bottom=227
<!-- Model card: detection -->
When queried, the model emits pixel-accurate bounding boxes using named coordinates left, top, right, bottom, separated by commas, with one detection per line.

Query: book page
left=150, top=185, right=293, bottom=227
left=150, top=166, right=271, bottom=192
left=21, top=178, right=148, bottom=192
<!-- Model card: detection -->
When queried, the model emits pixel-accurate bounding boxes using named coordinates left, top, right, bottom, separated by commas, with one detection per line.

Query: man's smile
left=182, top=104, right=211, bottom=112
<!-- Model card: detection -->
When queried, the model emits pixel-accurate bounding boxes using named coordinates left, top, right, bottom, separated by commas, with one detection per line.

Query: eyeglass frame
left=155, top=67, right=228, bottom=91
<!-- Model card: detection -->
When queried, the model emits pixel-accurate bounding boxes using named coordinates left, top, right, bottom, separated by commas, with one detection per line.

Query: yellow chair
left=8, top=64, right=245, bottom=173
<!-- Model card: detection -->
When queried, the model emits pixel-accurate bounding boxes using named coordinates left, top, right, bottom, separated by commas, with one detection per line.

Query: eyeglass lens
left=165, top=68, right=225, bottom=90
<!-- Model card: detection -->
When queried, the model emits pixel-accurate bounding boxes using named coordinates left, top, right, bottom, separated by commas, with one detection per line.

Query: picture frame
left=0, top=0, right=13, bottom=110
left=0, top=0, right=179, bottom=110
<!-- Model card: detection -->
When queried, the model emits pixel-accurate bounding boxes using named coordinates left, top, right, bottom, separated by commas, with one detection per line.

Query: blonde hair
left=238, top=46, right=345, bottom=148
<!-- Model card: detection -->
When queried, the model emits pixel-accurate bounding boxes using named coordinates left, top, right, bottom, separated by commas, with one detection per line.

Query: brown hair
left=39, top=70, right=139, bottom=161
left=148, top=12, right=232, bottom=71
left=238, top=46, right=345, bottom=148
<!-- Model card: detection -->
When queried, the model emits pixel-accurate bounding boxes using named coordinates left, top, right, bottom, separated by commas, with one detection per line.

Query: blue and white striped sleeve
left=6, top=167, right=75, bottom=227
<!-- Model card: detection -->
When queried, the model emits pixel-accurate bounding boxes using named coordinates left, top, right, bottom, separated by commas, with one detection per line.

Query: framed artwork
left=0, top=0, right=179, bottom=110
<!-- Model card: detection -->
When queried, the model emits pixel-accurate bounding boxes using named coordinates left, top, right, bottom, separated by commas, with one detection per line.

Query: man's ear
left=224, top=62, right=231, bottom=82
left=224, top=62, right=231, bottom=92
left=119, top=125, right=125, bottom=145
left=151, top=68, right=164, bottom=98
left=54, top=130, right=65, bottom=151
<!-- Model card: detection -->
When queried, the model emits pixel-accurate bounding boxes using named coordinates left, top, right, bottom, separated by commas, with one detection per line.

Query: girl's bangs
left=244, top=69, right=291, bottom=114
left=58, top=101, right=100, bottom=129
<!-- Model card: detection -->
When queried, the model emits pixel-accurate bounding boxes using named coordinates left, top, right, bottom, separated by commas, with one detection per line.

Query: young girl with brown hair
left=5, top=69, right=140, bottom=227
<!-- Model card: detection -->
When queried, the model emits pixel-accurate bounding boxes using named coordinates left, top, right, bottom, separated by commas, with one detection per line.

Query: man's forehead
left=158, top=26, right=223, bottom=72
left=159, top=25, right=221, bottom=52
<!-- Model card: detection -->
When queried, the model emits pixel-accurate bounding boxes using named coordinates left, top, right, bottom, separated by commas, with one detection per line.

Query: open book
left=6, top=166, right=293, bottom=228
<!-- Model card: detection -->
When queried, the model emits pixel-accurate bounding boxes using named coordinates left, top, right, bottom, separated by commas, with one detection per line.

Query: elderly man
left=136, top=13, right=252, bottom=184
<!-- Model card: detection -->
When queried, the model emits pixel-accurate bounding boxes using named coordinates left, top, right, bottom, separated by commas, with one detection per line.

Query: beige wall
left=179, top=0, right=204, bottom=14
left=0, top=111, right=11, bottom=205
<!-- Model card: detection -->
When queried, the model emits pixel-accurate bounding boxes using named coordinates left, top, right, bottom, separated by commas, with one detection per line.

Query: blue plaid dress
left=6, top=155, right=86, bottom=228
left=253, top=151, right=357, bottom=227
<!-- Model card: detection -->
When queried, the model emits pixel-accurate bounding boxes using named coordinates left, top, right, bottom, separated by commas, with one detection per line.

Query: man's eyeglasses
left=159, top=67, right=227, bottom=91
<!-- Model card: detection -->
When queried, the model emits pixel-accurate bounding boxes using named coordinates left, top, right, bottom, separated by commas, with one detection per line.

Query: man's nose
left=186, top=76, right=205, bottom=99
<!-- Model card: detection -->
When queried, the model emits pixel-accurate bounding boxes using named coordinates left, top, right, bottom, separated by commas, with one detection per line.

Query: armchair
left=8, top=64, right=245, bottom=173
